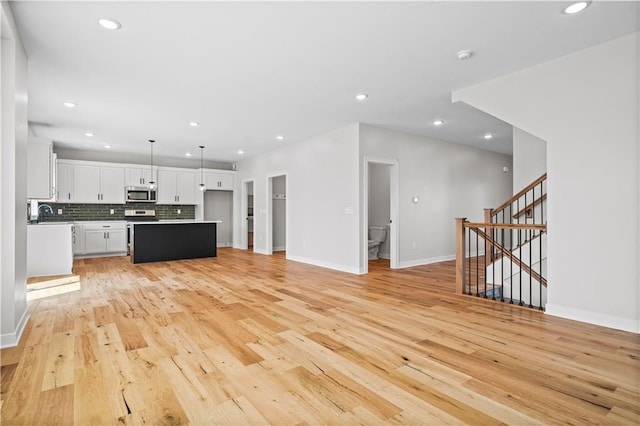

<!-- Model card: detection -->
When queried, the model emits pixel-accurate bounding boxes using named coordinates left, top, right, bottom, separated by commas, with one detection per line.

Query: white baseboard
left=75, top=252, right=127, bottom=259
left=546, top=303, right=640, bottom=334
left=253, top=248, right=270, bottom=255
left=287, top=254, right=361, bottom=275
left=396, top=254, right=456, bottom=269
left=217, top=242, right=233, bottom=248
left=273, top=246, right=286, bottom=252
left=378, top=252, right=390, bottom=260
left=1, top=309, right=29, bottom=349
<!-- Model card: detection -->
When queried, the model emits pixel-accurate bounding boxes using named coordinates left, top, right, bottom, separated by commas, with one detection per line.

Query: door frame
left=241, top=179, right=254, bottom=251
left=362, top=157, right=399, bottom=273
left=265, top=172, right=288, bottom=256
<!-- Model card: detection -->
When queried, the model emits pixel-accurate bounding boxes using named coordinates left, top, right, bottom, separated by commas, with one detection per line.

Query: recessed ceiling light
left=355, top=93, right=368, bottom=101
left=457, top=50, right=473, bottom=60
left=433, top=120, right=444, bottom=126
left=63, top=102, right=77, bottom=108
left=98, top=18, right=121, bottom=30
left=276, top=135, right=285, bottom=140
left=85, top=132, right=94, bottom=137
left=189, top=121, right=199, bottom=127
left=185, top=152, right=192, bottom=157
left=104, top=145, right=112, bottom=149
left=483, top=133, right=494, bottom=140
left=238, top=150, right=244, bottom=155
left=564, top=1, right=590, bottom=14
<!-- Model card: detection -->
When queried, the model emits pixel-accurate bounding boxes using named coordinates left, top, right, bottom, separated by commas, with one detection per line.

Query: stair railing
left=455, top=218, right=547, bottom=310
left=484, top=173, right=547, bottom=261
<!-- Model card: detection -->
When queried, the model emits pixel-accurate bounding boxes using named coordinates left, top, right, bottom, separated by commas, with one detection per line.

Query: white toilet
left=368, top=226, right=388, bottom=260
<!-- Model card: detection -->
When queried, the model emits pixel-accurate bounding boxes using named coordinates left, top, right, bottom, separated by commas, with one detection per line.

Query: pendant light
left=199, top=145, right=206, bottom=192
left=148, top=139, right=156, bottom=190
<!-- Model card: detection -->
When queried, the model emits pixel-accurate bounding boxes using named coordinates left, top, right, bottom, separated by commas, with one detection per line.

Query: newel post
left=455, top=218, right=466, bottom=294
left=484, top=208, right=493, bottom=262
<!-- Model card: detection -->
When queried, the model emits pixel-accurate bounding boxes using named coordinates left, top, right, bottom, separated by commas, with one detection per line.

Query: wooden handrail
left=512, top=194, right=547, bottom=219
left=492, top=173, right=547, bottom=216
left=471, top=227, right=547, bottom=288
left=455, top=218, right=466, bottom=294
left=464, top=222, right=547, bottom=231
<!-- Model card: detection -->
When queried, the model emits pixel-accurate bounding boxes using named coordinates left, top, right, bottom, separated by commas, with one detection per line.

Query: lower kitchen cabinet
left=72, top=223, right=85, bottom=255
left=81, top=222, right=127, bottom=255
left=27, top=223, right=73, bottom=277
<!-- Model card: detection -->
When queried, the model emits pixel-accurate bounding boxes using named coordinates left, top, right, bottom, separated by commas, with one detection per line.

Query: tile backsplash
left=40, top=203, right=195, bottom=222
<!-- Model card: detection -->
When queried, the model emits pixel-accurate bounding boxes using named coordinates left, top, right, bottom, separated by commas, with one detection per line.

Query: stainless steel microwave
left=126, top=186, right=157, bottom=203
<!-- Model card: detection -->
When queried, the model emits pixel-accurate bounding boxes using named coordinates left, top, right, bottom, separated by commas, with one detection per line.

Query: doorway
left=363, top=158, right=398, bottom=273
left=243, top=180, right=254, bottom=250
left=203, top=191, right=233, bottom=247
left=266, top=174, right=287, bottom=255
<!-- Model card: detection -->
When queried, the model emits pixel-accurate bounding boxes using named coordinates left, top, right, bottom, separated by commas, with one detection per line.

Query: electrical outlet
left=177, top=209, right=181, bottom=214
left=57, top=209, right=62, bottom=215
left=110, top=209, right=114, bottom=215
left=412, top=242, right=417, bottom=249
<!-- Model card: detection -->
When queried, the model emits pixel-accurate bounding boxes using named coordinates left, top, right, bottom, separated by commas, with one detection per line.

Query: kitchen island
left=130, top=221, right=220, bottom=264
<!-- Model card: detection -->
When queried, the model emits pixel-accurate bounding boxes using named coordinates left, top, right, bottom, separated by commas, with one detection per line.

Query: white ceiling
left=11, top=1, right=639, bottom=163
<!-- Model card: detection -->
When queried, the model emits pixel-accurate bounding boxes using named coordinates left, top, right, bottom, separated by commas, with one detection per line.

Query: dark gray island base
left=131, top=221, right=218, bottom=264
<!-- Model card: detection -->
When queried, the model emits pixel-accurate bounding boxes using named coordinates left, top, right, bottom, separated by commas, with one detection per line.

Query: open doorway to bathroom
left=266, top=174, right=286, bottom=255
left=363, top=158, right=398, bottom=274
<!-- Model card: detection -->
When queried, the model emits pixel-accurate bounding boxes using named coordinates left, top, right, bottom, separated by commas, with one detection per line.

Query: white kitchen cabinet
left=83, top=222, right=127, bottom=254
left=126, top=167, right=155, bottom=187
left=27, top=140, right=54, bottom=199
left=73, top=164, right=125, bottom=204
left=27, top=224, right=73, bottom=277
left=73, top=165, right=100, bottom=202
left=72, top=223, right=85, bottom=255
left=205, top=172, right=234, bottom=191
left=157, top=169, right=196, bottom=204
left=56, top=163, right=74, bottom=202
left=100, top=166, right=126, bottom=203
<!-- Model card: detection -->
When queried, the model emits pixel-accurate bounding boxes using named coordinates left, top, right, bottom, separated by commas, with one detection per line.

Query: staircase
left=455, top=174, right=547, bottom=310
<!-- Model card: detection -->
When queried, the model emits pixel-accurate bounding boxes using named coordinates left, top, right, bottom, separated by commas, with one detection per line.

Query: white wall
left=513, top=127, right=546, bottom=191
left=368, top=164, right=391, bottom=258
left=235, top=124, right=360, bottom=273
left=1, top=3, right=29, bottom=348
left=453, top=33, right=639, bottom=333
left=204, top=191, right=233, bottom=247
left=359, top=124, right=513, bottom=270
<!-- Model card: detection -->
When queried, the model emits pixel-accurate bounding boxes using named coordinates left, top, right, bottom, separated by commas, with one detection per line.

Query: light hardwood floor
left=1, top=249, right=639, bottom=425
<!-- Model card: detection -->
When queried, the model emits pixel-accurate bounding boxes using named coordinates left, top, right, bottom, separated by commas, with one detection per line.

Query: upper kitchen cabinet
left=157, top=168, right=196, bottom=204
left=70, top=162, right=125, bottom=204
left=126, top=166, right=156, bottom=187
left=205, top=171, right=234, bottom=191
left=56, top=162, right=73, bottom=202
left=27, top=138, right=55, bottom=199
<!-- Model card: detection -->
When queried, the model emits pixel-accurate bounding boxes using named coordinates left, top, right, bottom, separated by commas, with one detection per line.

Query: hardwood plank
left=0, top=363, right=18, bottom=401
left=41, top=331, right=75, bottom=391
left=126, top=350, right=189, bottom=424
left=113, top=314, right=148, bottom=351
left=32, top=384, right=74, bottom=425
